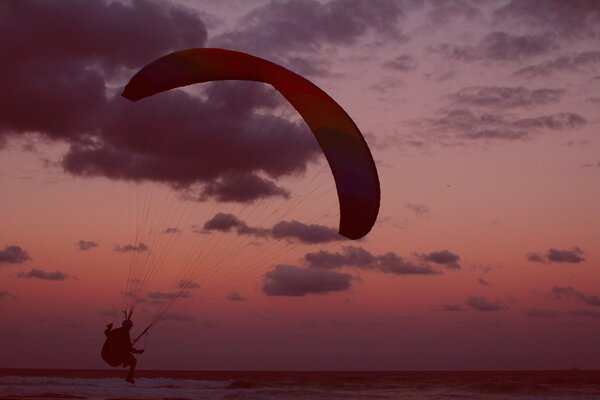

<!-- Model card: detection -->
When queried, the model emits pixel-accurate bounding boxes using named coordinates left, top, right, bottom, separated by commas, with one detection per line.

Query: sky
left=1, top=0, right=599, bottom=371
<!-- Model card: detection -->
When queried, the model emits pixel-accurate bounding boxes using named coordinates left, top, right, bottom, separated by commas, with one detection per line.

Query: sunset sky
left=1, top=0, right=599, bottom=371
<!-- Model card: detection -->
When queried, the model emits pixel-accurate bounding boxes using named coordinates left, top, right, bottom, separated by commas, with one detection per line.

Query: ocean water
left=1, top=369, right=599, bottom=400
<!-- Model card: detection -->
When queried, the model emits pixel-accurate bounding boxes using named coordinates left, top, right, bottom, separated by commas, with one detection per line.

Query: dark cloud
left=494, top=0, right=600, bottom=39
left=546, top=247, right=585, bottom=263
left=62, top=85, right=317, bottom=204
left=199, top=172, right=290, bottom=203
left=478, top=278, right=491, bottom=286
left=0, top=0, right=207, bottom=141
left=426, top=0, right=481, bottom=25
left=526, top=252, right=547, bottom=263
left=146, top=290, right=191, bottom=300
left=526, top=308, right=560, bottom=318
left=405, top=203, right=430, bottom=216
left=76, top=240, right=98, bottom=251
left=549, top=286, right=600, bottom=307
left=528, top=247, right=586, bottom=264
left=162, top=227, right=181, bottom=234
left=383, top=55, right=418, bottom=72
left=17, top=269, right=68, bottom=281
left=226, top=292, right=244, bottom=301
left=0, top=245, right=31, bottom=265
left=514, top=113, right=587, bottom=131
left=202, top=213, right=340, bottom=243
left=212, top=0, right=405, bottom=58
left=305, top=246, right=440, bottom=275
left=1, top=1, right=321, bottom=205
left=378, top=252, right=439, bottom=275
left=418, top=250, right=461, bottom=270
left=441, top=304, right=463, bottom=312
left=466, top=296, right=507, bottom=311
left=262, top=264, right=353, bottom=296
left=436, top=31, right=556, bottom=62
left=514, top=52, right=600, bottom=78
left=305, top=246, right=377, bottom=270
left=449, top=87, right=565, bottom=109
left=114, top=243, right=149, bottom=253
left=271, top=220, right=342, bottom=244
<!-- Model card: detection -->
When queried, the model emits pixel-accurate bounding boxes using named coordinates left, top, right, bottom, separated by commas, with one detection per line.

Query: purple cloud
left=383, top=55, right=418, bottom=72
left=262, top=264, right=353, bottom=296
left=405, top=203, right=430, bottom=216
left=437, top=31, right=556, bottom=62
left=271, top=220, right=342, bottom=244
left=114, top=243, right=149, bottom=253
left=0, top=245, right=31, bottom=265
left=466, top=296, right=507, bottom=311
left=514, top=52, right=600, bottom=78
left=449, top=87, right=565, bottom=109
left=418, top=250, right=461, bottom=270
left=226, top=292, right=244, bottom=301
left=76, top=240, right=98, bottom=251
left=17, top=269, right=68, bottom=281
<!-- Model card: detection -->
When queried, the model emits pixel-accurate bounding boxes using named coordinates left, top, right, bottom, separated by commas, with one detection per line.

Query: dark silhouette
left=101, top=319, right=144, bottom=383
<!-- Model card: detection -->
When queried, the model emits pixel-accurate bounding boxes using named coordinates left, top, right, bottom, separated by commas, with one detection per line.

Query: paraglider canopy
left=122, top=48, right=380, bottom=240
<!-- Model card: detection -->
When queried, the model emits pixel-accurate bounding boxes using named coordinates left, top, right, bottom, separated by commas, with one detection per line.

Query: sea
left=1, top=369, right=599, bottom=400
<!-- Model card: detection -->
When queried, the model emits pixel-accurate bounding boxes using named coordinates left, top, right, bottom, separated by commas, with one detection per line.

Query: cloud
left=426, top=0, right=481, bottom=25
left=377, top=252, right=439, bottom=275
left=76, top=240, right=98, bottom=251
left=226, top=292, right=244, bottom=301
left=478, top=278, right=491, bottom=286
left=271, top=220, right=342, bottom=244
left=114, top=243, right=149, bottom=253
left=526, top=308, right=560, bottom=318
left=514, top=52, right=600, bottom=78
left=418, top=250, right=461, bottom=270
left=466, top=296, right=507, bottom=311
left=449, top=87, right=565, bottom=109
left=494, top=0, right=600, bottom=39
left=528, top=247, right=586, bottom=264
left=548, top=286, right=600, bottom=306
left=305, top=246, right=440, bottom=275
left=0, top=245, right=31, bottom=265
left=0, top=0, right=207, bottom=142
left=262, top=264, right=353, bottom=296
left=305, top=246, right=377, bottom=270
left=383, top=55, right=418, bottom=72
left=162, top=227, right=181, bottom=234
left=546, top=247, right=585, bottom=263
left=436, top=31, right=556, bottom=62
left=17, top=269, right=68, bottom=281
left=202, top=213, right=341, bottom=244
left=212, top=0, right=406, bottom=58
left=1, top=1, right=323, bottom=205
left=405, top=203, right=430, bottom=216
left=441, top=304, right=463, bottom=312
left=526, top=252, right=547, bottom=263
left=423, top=107, right=587, bottom=143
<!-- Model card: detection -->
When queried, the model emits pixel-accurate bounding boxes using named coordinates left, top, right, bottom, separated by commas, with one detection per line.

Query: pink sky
left=1, top=0, right=599, bottom=370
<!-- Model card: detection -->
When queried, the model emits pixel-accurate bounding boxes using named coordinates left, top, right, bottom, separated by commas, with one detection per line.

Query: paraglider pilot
left=101, top=318, right=144, bottom=383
